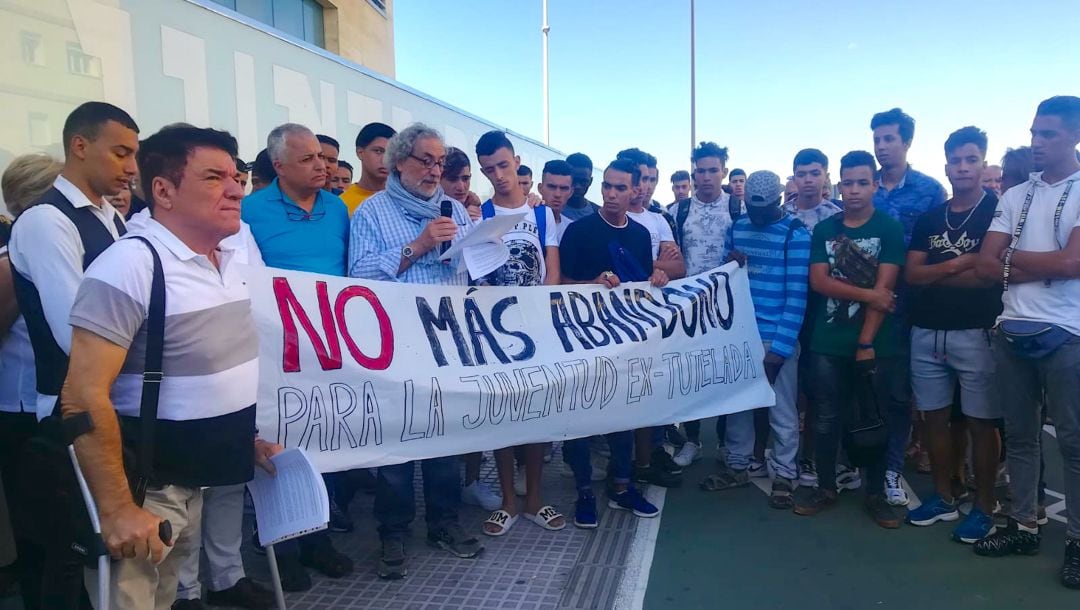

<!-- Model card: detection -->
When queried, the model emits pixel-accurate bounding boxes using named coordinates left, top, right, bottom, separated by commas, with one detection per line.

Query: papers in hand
left=439, top=212, right=525, bottom=280
left=246, top=448, right=329, bottom=546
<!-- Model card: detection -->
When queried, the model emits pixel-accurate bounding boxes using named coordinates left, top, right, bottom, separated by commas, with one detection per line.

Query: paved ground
left=1, top=427, right=1074, bottom=609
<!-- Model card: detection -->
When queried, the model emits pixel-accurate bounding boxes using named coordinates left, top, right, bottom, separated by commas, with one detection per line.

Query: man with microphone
left=348, top=123, right=480, bottom=580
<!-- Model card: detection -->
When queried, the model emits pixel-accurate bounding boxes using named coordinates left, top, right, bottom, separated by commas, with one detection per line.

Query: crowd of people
left=0, top=94, right=1078, bottom=610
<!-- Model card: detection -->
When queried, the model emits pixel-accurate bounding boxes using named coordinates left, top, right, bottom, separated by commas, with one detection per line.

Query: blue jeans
left=562, top=431, right=634, bottom=491
left=374, top=456, right=460, bottom=541
left=726, top=342, right=800, bottom=480
left=808, top=352, right=895, bottom=496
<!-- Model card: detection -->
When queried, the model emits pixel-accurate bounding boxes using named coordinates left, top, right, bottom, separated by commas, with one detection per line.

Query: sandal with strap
left=482, top=509, right=519, bottom=537
left=524, top=505, right=566, bottom=531
left=769, top=478, right=795, bottom=509
left=699, top=468, right=749, bottom=492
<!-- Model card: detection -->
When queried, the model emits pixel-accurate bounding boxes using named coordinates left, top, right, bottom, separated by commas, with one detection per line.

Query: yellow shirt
left=341, top=183, right=376, bottom=215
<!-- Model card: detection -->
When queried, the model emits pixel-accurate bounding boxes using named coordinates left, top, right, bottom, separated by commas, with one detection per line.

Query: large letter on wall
left=273, top=66, right=336, bottom=137
left=234, top=52, right=259, bottom=158
left=161, top=26, right=210, bottom=126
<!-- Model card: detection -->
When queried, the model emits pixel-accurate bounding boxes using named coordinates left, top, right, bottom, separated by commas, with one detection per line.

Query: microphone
left=440, top=200, right=453, bottom=255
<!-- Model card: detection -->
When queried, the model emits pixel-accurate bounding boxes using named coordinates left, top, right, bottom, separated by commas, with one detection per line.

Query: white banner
left=248, top=263, right=775, bottom=472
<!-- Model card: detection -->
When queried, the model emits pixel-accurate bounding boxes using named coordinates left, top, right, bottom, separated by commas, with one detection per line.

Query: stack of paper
left=440, top=212, right=525, bottom=279
left=246, top=448, right=329, bottom=546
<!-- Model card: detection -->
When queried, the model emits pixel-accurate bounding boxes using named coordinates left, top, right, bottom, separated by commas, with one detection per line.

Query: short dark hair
left=1036, top=95, right=1080, bottom=131
left=616, top=147, right=657, bottom=169
left=337, top=160, right=353, bottom=172
left=944, top=126, right=988, bottom=157
left=729, top=168, right=746, bottom=178
left=234, top=157, right=250, bottom=173
left=793, top=148, right=829, bottom=172
left=252, top=148, right=276, bottom=182
left=444, top=147, right=471, bottom=179
left=870, top=108, right=916, bottom=143
left=605, top=158, right=641, bottom=186
left=62, top=101, right=139, bottom=155
left=691, top=141, right=729, bottom=165
left=671, top=170, right=690, bottom=182
left=316, top=134, right=340, bottom=152
left=137, top=125, right=238, bottom=209
left=517, top=164, right=532, bottom=177
left=1001, top=146, right=1034, bottom=188
left=542, top=159, right=573, bottom=178
left=839, top=150, right=878, bottom=176
left=475, top=130, right=514, bottom=157
left=355, top=122, right=396, bottom=149
left=566, top=152, right=593, bottom=171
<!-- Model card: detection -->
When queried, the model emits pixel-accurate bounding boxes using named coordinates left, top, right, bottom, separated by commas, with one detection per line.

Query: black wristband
left=857, top=342, right=874, bottom=350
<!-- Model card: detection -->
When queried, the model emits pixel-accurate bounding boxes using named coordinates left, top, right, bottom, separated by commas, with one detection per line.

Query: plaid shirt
left=348, top=189, right=473, bottom=285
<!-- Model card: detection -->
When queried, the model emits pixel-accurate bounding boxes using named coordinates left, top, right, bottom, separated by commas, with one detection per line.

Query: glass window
left=66, top=42, right=101, bottom=77
left=20, top=32, right=44, bottom=66
left=301, top=0, right=325, bottom=47
left=212, top=0, right=324, bottom=46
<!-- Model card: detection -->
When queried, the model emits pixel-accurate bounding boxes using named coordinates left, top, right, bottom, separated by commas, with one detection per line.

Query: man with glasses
left=349, top=123, right=482, bottom=580
left=240, top=123, right=352, bottom=590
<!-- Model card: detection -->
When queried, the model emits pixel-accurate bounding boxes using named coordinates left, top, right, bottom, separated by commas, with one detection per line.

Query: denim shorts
left=910, top=326, right=999, bottom=419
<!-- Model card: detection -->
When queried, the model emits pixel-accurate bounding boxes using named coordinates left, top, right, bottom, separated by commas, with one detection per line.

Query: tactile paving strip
left=236, top=445, right=646, bottom=609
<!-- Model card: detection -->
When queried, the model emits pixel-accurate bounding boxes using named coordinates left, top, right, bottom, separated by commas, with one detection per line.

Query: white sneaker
left=836, top=464, right=862, bottom=492
left=884, top=470, right=909, bottom=506
left=514, top=467, right=527, bottom=496
left=748, top=459, right=768, bottom=478
left=798, top=459, right=818, bottom=488
left=462, top=480, right=502, bottom=512
left=672, top=442, right=702, bottom=467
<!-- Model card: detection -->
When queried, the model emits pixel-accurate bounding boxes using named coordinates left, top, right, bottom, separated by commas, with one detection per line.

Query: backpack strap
left=125, top=236, right=166, bottom=507
left=482, top=200, right=547, bottom=248
left=783, top=217, right=806, bottom=267
left=675, top=198, right=692, bottom=246
left=534, top=204, right=547, bottom=249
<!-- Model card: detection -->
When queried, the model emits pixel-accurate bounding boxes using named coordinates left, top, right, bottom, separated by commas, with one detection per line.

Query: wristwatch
left=401, top=244, right=417, bottom=263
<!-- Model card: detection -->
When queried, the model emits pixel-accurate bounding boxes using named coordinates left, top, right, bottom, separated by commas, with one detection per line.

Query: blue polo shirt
left=241, top=179, right=349, bottom=276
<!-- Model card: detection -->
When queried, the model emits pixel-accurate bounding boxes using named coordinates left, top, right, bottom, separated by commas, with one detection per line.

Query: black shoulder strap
left=126, top=236, right=165, bottom=507
left=729, top=197, right=743, bottom=221
left=675, top=198, right=692, bottom=245
left=783, top=217, right=806, bottom=267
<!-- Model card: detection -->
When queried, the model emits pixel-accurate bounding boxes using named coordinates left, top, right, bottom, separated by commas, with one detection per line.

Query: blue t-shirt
left=241, top=179, right=349, bottom=276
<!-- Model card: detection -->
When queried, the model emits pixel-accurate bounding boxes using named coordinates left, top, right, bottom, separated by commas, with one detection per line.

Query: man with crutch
left=60, top=124, right=281, bottom=609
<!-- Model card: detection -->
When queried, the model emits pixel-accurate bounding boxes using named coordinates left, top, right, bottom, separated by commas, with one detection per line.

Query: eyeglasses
left=409, top=154, right=446, bottom=170
left=285, top=209, right=326, bottom=222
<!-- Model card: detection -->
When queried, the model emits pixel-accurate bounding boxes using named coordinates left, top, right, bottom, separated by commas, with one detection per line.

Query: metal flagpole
left=542, top=0, right=551, bottom=145
left=690, top=0, right=697, bottom=152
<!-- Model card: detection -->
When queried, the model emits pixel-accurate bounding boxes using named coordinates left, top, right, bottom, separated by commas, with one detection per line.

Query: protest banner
left=246, top=263, right=775, bottom=472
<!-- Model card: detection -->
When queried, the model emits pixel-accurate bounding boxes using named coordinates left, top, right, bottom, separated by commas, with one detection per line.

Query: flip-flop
left=524, top=505, right=566, bottom=531
left=482, top=509, right=518, bottom=537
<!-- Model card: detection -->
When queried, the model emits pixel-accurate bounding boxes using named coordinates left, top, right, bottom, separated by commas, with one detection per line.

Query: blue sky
left=395, top=0, right=1079, bottom=199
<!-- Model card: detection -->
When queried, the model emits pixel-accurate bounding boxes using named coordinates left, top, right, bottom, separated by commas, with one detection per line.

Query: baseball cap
left=744, top=170, right=783, bottom=207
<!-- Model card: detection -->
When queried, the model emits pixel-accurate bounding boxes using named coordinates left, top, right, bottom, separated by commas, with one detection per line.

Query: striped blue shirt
left=729, top=215, right=810, bottom=360
left=348, top=189, right=472, bottom=285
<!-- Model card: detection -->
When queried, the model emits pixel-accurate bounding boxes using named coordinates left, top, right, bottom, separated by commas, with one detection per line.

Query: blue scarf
left=385, top=173, right=449, bottom=221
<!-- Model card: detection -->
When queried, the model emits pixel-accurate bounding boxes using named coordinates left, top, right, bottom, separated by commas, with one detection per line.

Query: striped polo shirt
left=69, top=218, right=258, bottom=487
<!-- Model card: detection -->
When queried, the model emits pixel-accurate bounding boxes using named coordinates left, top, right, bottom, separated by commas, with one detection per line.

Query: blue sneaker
left=953, top=507, right=995, bottom=544
left=906, top=494, right=959, bottom=526
left=608, top=486, right=659, bottom=518
left=574, top=491, right=598, bottom=529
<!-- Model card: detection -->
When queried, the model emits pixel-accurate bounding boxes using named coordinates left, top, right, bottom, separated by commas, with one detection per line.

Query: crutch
left=264, top=544, right=288, bottom=610
left=69, top=447, right=171, bottom=609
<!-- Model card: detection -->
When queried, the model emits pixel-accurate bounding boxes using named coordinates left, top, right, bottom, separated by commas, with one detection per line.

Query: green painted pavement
left=644, top=427, right=1075, bottom=610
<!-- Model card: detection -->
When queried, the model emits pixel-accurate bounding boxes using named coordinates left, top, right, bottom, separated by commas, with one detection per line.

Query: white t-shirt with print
left=989, top=169, right=1080, bottom=335
left=487, top=203, right=559, bottom=286
left=627, top=209, right=675, bottom=260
